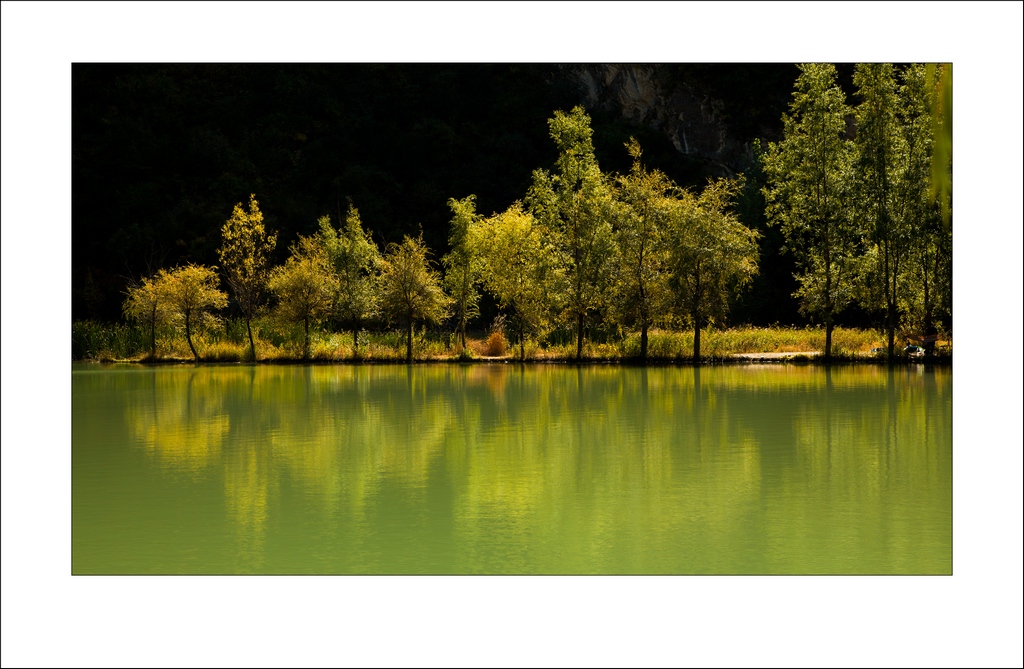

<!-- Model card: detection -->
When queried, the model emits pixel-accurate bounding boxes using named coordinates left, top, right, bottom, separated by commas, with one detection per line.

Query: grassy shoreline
left=72, top=321, right=951, bottom=366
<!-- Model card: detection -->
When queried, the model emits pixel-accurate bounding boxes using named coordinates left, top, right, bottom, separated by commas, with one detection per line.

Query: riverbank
left=72, top=321, right=951, bottom=366
left=76, top=350, right=951, bottom=366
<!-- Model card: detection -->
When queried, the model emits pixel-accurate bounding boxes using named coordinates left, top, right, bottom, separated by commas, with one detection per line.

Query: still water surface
left=72, top=363, right=951, bottom=574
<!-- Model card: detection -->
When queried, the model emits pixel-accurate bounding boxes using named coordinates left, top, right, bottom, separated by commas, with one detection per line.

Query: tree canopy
left=319, top=203, right=382, bottom=353
left=528, top=106, right=617, bottom=359
left=441, top=195, right=484, bottom=350
left=664, top=178, right=759, bottom=359
left=477, top=202, right=554, bottom=360
left=611, top=138, right=674, bottom=360
left=123, top=274, right=166, bottom=359
left=218, top=194, right=277, bottom=361
left=155, top=264, right=228, bottom=362
left=378, top=235, right=452, bottom=361
left=267, top=234, right=337, bottom=360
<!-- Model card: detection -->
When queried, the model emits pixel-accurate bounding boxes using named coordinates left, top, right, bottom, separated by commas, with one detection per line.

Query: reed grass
left=72, top=321, right=147, bottom=361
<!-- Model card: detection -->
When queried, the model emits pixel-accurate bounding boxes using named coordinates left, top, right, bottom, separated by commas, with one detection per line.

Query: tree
left=218, top=194, right=277, bottom=361
left=319, top=203, right=381, bottom=354
left=926, top=63, right=952, bottom=229
left=663, top=179, right=759, bottom=360
left=894, top=64, right=951, bottom=353
left=378, top=235, right=452, bottom=362
left=267, top=234, right=338, bottom=360
left=123, top=274, right=166, bottom=359
left=611, top=138, right=673, bottom=361
left=477, top=202, right=555, bottom=360
left=853, top=63, right=911, bottom=360
left=763, top=63, right=858, bottom=360
left=441, top=195, right=484, bottom=350
left=527, top=106, right=617, bottom=359
left=156, top=264, right=228, bottom=362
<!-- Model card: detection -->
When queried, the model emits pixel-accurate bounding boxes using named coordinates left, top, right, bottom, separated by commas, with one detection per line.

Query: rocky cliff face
left=560, top=64, right=755, bottom=176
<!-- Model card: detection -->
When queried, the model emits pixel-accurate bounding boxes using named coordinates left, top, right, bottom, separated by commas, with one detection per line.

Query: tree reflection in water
left=100, top=363, right=950, bottom=574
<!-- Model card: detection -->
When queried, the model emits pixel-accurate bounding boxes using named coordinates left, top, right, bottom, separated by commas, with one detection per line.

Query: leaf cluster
left=318, top=203, right=382, bottom=330
left=217, top=194, right=277, bottom=319
left=378, top=235, right=452, bottom=329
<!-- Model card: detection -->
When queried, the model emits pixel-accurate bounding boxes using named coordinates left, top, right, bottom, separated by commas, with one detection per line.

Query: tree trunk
left=824, top=240, right=832, bottom=361
left=692, top=268, right=702, bottom=361
left=825, top=320, right=833, bottom=361
left=303, top=316, right=310, bottom=361
left=406, top=319, right=414, bottom=362
left=185, top=314, right=199, bottom=362
left=353, top=327, right=360, bottom=355
left=576, top=313, right=584, bottom=360
left=246, top=317, right=257, bottom=362
left=923, top=286, right=936, bottom=357
left=640, top=322, right=648, bottom=362
left=693, top=319, right=701, bottom=361
left=887, top=303, right=896, bottom=361
left=149, top=307, right=157, bottom=359
left=519, top=319, right=525, bottom=361
left=884, top=243, right=895, bottom=362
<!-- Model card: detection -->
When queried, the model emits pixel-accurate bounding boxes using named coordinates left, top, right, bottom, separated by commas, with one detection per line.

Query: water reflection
left=127, top=368, right=230, bottom=475
left=74, top=363, right=952, bottom=574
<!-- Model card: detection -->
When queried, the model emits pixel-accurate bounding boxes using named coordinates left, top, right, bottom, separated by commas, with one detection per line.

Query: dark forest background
left=72, top=63, right=866, bottom=327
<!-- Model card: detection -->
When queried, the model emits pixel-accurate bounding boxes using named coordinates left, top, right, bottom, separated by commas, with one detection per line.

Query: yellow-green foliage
left=379, top=235, right=452, bottom=361
left=153, top=264, right=228, bottom=361
left=477, top=202, right=553, bottom=357
left=218, top=194, right=277, bottom=359
left=268, top=234, right=338, bottom=359
left=122, top=275, right=167, bottom=358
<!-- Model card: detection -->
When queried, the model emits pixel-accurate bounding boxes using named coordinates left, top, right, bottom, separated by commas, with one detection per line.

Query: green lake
left=72, top=363, right=951, bottom=574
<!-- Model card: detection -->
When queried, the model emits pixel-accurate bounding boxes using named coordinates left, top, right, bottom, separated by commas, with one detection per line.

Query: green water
left=72, top=363, right=951, bottom=574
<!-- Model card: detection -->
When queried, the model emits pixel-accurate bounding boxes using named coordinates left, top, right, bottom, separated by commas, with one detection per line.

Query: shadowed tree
left=895, top=64, right=950, bottom=352
left=441, top=195, right=484, bottom=350
left=527, top=106, right=617, bottom=359
left=218, top=194, right=277, bottom=361
left=156, top=264, right=228, bottom=362
left=379, top=235, right=452, bottom=362
left=664, top=178, right=759, bottom=360
left=477, top=202, right=555, bottom=360
left=925, top=63, right=952, bottom=229
left=763, top=63, right=858, bottom=360
left=853, top=63, right=911, bottom=361
left=267, top=234, right=338, bottom=360
left=319, top=203, right=381, bottom=355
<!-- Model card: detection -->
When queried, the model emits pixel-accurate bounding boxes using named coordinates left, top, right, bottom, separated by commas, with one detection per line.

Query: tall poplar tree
left=895, top=65, right=947, bottom=349
left=218, top=194, right=277, bottom=361
left=527, top=106, right=617, bottom=360
left=853, top=63, right=909, bottom=360
left=441, top=195, right=483, bottom=350
left=763, top=63, right=857, bottom=360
